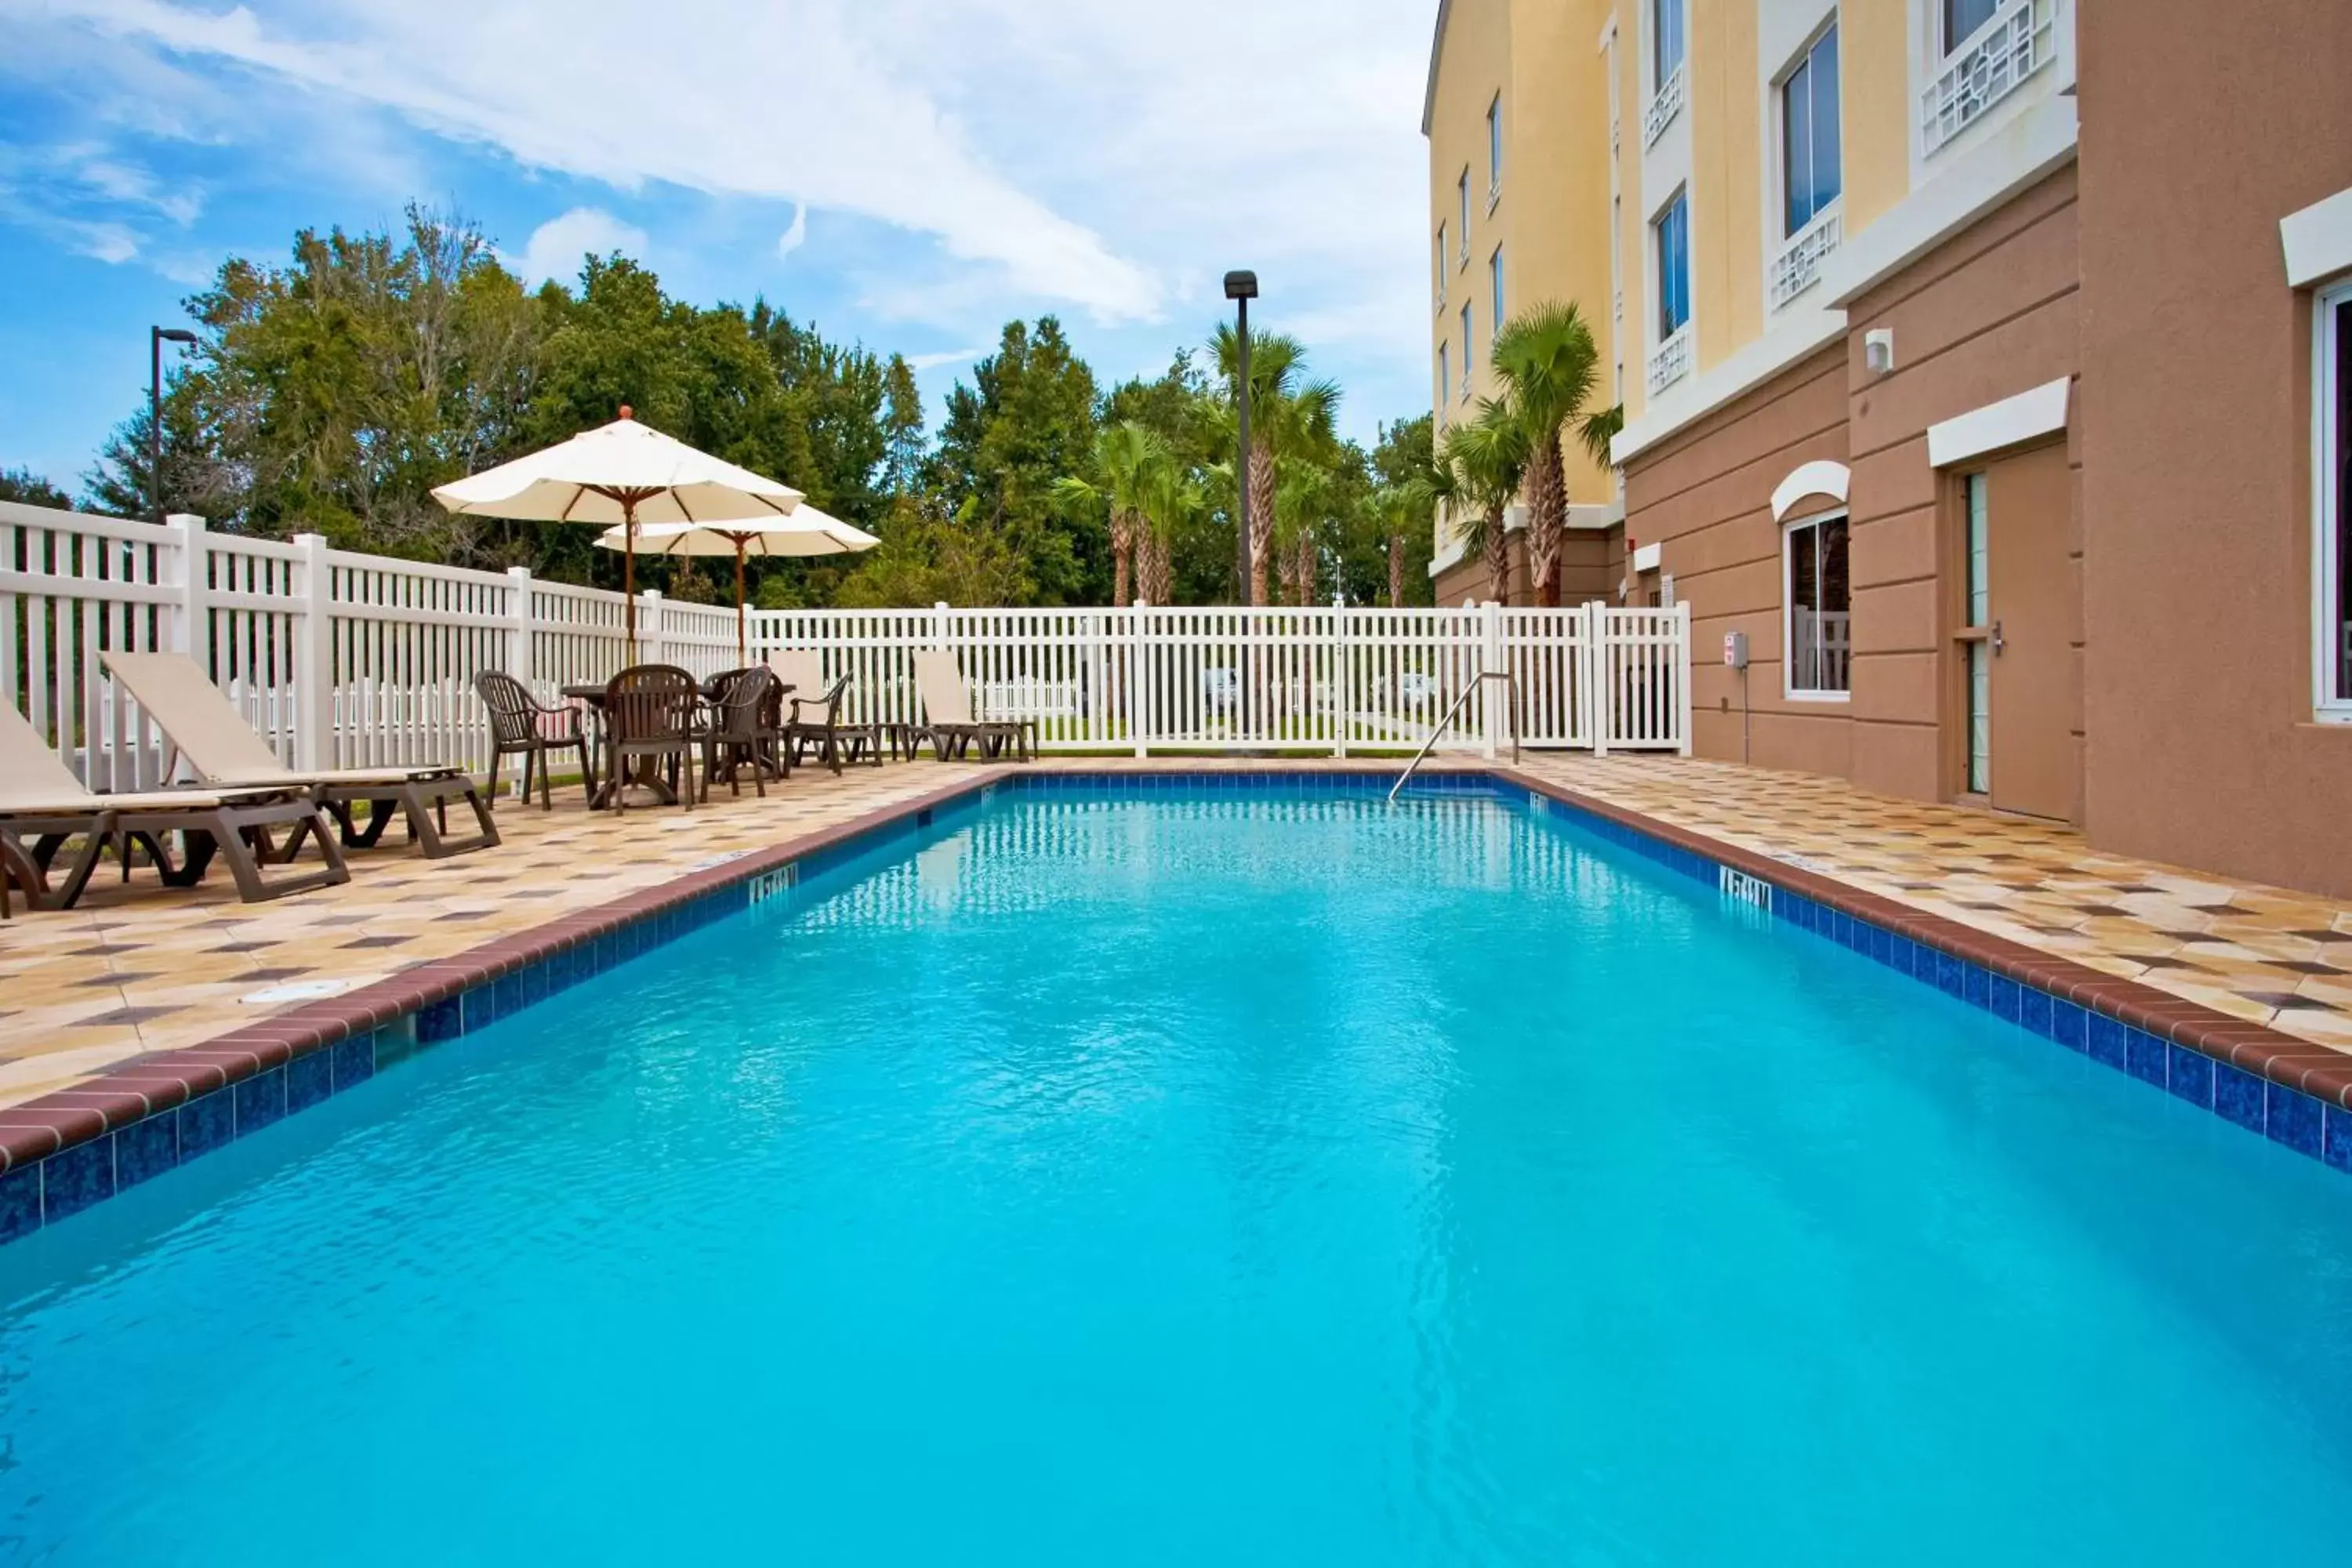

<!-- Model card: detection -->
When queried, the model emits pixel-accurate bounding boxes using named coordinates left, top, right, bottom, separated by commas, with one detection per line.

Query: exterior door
left=1958, top=442, right=2078, bottom=821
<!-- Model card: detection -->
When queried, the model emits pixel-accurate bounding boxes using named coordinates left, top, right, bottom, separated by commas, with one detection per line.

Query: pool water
left=2, top=788, right=2349, bottom=1564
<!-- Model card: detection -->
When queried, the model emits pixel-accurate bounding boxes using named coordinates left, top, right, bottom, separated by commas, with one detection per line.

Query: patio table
left=562, top=682, right=796, bottom=809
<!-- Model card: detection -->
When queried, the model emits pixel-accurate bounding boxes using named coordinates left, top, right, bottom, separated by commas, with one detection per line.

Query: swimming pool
left=2, top=782, right=2349, bottom=1563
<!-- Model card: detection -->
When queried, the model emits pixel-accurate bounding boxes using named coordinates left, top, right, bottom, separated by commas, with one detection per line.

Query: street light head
left=1222, top=270, right=1258, bottom=301
left=155, top=328, right=198, bottom=344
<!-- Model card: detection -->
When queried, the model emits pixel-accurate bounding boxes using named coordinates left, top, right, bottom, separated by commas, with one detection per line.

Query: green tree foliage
left=927, top=318, right=1103, bottom=606
left=1490, top=301, right=1621, bottom=605
left=0, top=466, right=74, bottom=510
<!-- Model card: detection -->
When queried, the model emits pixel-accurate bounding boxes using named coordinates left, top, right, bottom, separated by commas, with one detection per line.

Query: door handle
left=1991, top=619, right=2005, bottom=655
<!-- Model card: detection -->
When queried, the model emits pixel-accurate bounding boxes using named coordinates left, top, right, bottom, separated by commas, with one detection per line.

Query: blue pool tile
left=521, top=957, right=550, bottom=1006
left=2049, top=1000, right=2088, bottom=1053
left=0, top=1165, right=40, bottom=1243
left=1935, top=952, right=1965, bottom=1000
left=2267, top=1084, right=2323, bottom=1159
left=41, top=1137, right=114, bottom=1222
left=2017, top=985, right=2052, bottom=1040
left=2124, top=1029, right=2168, bottom=1087
left=1889, top=936, right=1919, bottom=979
left=2086, top=1013, right=2128, bottom=1070
left=492, top=970, right=524, bottom=1022
left=234, top=1068, right=286, bottom=1135
left=1867, top=922, right=1893, bottom=965
left=2168, top=1045, right=2215, bottom=1109
left=2214, top=1064, right=2267, bottom=1133
left=287, top=1049, right=333, bottom=1113
left=331, top=1029, right=376, bottom=1089
left=2325, top=1107, right=2352, bottom=1174
left=113, top=1112, right=179, bottom=1190
left=178, top=1089, right=234, bottom=1158
left=1987, top=974, right=2020, bottom=1025
left=1962, top=962, right=1989, bottom=1010
left=416, top=993, right=463, bottom=1044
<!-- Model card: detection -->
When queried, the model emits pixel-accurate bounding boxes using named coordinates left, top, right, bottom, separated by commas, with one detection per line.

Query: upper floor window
left=1486, top=95, right=1504, bottom=196
left=1436, top=342, right=1451, bottom=423
left=1457, top=172, right=1471, bottom=260
left=1435, top=224, right=1447, bottom=306
left=1655, top=191, right=1691, bottom=339
left=1653, top=0, right=1685, bottom=89
left=1782, top=24, right=1842, bottom=237
left=1786, top=511, right=1852, bottom=697
left=1460, top=303, right=1475, bottom=394
left=1490, top=247, right=1506, bottom=335
left=1942, top=0, right=2001, bottom=54
left=2319, top=281, right=2352, bottom=716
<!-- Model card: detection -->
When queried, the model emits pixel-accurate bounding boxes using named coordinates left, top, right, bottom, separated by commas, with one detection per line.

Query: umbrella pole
left=622, top=499, right=638, bottom=658
left=735, top=539, right=748, bottom=666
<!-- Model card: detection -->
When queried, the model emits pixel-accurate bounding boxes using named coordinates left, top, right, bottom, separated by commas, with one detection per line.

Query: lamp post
left=1223, top=270, right=1258, bottom=606
left=149, top=326, right=198, bottom=524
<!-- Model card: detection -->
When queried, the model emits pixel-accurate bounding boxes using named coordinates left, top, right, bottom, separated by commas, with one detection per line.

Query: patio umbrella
left=596, top=506, right=880, bottom=663
left=430, top=407, right=804, bottom=651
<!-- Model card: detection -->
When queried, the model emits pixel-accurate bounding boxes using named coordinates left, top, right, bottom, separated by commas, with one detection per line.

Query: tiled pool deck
left=3, top=751, right=2350, bottom=1202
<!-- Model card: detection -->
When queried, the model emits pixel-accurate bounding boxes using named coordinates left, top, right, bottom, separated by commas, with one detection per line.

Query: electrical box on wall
left=1723, top=631, right=1749, bottom=670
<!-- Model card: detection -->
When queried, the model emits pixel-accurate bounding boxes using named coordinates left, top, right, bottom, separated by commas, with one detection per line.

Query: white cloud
left=775, top=202, right=807, bottom=260
left=512, top=206, right=652, bottom=290
left=902, top=346, right=988, bottom=371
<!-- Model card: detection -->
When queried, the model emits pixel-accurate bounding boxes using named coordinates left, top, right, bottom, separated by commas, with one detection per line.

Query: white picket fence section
left=2, top=500, right=1690, bottom=784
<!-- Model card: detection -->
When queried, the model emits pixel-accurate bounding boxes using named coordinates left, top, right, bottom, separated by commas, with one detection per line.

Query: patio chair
left=0, top=697, right=347, bottom=909
left=699, top=665, right=784, bottom=800
left=475, top=670, right=596, bottom=811
left=766, top=651, right=877, bottom=774
left=603, top=664, right=702, bottom=815
left=909, top=650, right=1034, bottom=762
left=101, top=652, right=499, bottom=858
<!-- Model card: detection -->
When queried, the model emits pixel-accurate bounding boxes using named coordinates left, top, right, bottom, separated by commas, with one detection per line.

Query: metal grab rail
left=1388, top=670, right=1521, bottom=804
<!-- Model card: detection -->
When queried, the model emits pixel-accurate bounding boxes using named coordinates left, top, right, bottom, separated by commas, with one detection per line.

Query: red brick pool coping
left=2, top=760, right=2343, bottom=1179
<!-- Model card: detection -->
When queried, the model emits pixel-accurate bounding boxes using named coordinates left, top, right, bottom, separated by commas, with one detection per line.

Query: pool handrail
left=1388, top=670, right=1521, bottom=803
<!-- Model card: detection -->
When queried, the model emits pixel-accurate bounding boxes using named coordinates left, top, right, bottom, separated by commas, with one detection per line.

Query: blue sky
left=0, top=0, right=1436, bottom=496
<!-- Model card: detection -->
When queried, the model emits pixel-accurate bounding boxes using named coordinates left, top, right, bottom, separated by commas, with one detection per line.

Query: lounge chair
left=766, top=650, right=877, bottom=773
left=476, top=670, right=596, bottom=811
left=0, top=698, right=347, bottom=908
left=909, top=650, right=1034, bottom=762
left=101, top=652, right=499, bottom=858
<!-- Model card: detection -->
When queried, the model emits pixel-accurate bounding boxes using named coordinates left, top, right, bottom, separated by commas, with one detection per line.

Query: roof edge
left=1419, top=0, right=1451, bottom=137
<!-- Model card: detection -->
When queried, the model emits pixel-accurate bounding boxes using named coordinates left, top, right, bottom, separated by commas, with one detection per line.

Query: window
left=1490, top=247, right=1505, bottom=336
left=2319, top=282, right=2352, bottom=715
left=1457, top=172, right=1471, bottom=262
left=1962, top=473, right=1991, bottom=785
left=1653, top=0, right=1685, bottom=89
left=1436, top=342, right=1451, bottom=423
left=1435, top=225, right=1447, bottom=307
left=1486, top=95, right=1504, bottom=197
left=1654, top=192, right=1691, bottom=338
left=1781, top=24, right=1842, bottom=237
left=1785, top=512, right=1850, bottom=696
left=1460, top=303, right=1474, bottom=395
left=1943, top=0, right=2000, bottom=54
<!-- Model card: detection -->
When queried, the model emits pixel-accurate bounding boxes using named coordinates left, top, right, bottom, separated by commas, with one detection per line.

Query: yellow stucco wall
left=1839, top=0, right=1912, bottom=231
left=1690, top=0, right=1762, bottom=373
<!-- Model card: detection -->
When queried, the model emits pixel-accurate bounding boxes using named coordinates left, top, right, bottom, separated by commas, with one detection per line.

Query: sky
left=0, top=0, right=1437, bottom=495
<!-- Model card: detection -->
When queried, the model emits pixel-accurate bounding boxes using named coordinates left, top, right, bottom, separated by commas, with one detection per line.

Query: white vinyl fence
left=2, top=500, right=1690, bottom=784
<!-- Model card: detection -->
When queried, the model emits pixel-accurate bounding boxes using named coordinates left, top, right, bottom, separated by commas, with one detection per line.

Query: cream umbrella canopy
left=595, top=506, right=880, bottom=663
left=430, top=408, right=804, bottom=650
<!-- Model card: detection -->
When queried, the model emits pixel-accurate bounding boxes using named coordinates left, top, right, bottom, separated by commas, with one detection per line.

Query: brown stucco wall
left=1432, top=530, right=1534, bottom=606
left=1623, top=347, right=1850, bottom=773
left=1843, top=166, right=2083, bottom=809
left=2078, top=0, right=2352, bottom=896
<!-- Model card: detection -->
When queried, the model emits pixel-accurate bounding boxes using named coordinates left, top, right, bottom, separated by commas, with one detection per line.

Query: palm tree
left=1276, top=463, right=1338, bottom=606
left=1440, top=397, right=1533, bottom=605
left=1491, top=301, right=1621, bottom=607
left=1052, top=420, right=1163, bottom=606
left=1137, top=450, right=1196, bottom=607
left=1210, top=325, right=1341, bottom=608
left=1386, top=439, right=1455, bottom=609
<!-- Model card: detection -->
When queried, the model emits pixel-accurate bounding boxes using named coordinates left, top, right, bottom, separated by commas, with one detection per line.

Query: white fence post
left=931, top=601, right=951, bottom=650
left=640, top=588, right=664, bottom=666
left=1586, top=601, right=1612, bottom=757
left=165, top=514, right=206, bottom=663
left=1480, top=601, right=1504, bottom=760
left=1675, top=601, right=1694, bottom=757
left=506, top=565, right=535, bottom=690
left=290, top=532, right=334, bottom=771
left=1333, top=608, right=1349, bottom=758
left=1129, top=601, right=1147, bottom=757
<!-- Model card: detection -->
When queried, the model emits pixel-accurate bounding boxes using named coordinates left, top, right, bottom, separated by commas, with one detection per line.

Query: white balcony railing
left=1922, top=0, right=2056, bottom=156
left=1642, top=64, right=1685, bottom=150
left=1769, top=206, right=1842, bottom=311
left=1646, top=325, right=1693, bottom=397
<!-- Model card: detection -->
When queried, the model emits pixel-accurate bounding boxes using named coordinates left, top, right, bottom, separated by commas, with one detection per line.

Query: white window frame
left=1490, top=245, right=1505, bottom=336
left=1782, top=507, right=1853, bottom=701
left=1435, top=223, right=1447, bottom=311
left=1769, top=16, right=1844, bottom=311
left=1940, top=0, right=2004, bottom=58
left=2315, top=278, right=2352, bottom=720
left=1460, top=302, right=1474, bottom=399
left=1457, top=171, right=1472, bottom=267
left=1436, top=341, right=1451, bottom=423
left=1486, top=93, right=1504, bottom=205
